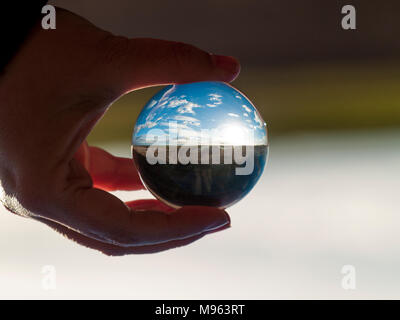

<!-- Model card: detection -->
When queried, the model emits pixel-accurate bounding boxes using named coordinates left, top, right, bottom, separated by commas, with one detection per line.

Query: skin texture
left=0, top=8, right=240, bottom=256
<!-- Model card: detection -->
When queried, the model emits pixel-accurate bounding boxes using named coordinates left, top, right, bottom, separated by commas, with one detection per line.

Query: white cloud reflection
left=134, top=83, right=267, bottom=146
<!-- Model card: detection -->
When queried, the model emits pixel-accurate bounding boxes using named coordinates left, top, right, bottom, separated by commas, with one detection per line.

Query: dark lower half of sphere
left=133, top=145, right=268, bottom=208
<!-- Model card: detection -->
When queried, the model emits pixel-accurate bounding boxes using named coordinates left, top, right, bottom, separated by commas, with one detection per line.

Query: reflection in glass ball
left=132, top=81, right=268, bottom=209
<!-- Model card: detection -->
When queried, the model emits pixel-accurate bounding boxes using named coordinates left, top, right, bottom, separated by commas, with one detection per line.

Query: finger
left=75, top=143, right=144, bottom=191
left=125, top=199, right=175, bottom=213
left=88, top=147, right=143, bottom=191
left=34, top=213, right=230, bottom=256
left=51, top=182, right=230, bottom=247
left=35, top=199, right=229, bottom=255
left=102, top=37, right=240, bottom=92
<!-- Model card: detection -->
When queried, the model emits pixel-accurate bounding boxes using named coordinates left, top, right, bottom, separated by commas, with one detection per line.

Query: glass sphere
left=132, top=81, right=268, bottom=209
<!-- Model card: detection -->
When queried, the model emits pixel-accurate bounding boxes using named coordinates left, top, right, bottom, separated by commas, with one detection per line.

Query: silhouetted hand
left=0, top=8, right=239, bottom=255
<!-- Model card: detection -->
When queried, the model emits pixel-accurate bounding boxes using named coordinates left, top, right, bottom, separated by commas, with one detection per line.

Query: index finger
left=75, top=143, right=144, bottom=191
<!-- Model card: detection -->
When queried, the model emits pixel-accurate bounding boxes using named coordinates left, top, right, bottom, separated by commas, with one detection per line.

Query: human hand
left=0, top=8, right=239, bottom=255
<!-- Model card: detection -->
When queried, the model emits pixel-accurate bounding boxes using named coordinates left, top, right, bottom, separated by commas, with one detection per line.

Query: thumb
left=102, top=37, right=240, bottom=93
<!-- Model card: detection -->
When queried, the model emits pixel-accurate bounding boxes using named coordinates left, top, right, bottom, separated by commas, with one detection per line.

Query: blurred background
left=1, top=0, right=400, bottom=299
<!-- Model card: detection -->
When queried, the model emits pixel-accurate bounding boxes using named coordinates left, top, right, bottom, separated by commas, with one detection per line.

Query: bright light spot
left=216, top=123, right=253, bottom=145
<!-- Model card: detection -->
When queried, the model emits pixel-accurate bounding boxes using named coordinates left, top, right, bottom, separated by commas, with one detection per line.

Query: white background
left=1, top=130, right=399, bottom=299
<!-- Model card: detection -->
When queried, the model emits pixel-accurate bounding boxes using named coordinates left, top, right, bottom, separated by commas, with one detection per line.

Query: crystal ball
left=132, top=81, right=268, bottom=209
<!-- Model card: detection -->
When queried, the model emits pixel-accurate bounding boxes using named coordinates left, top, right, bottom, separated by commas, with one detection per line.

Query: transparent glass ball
left=132, top=81, right=268, bottom=209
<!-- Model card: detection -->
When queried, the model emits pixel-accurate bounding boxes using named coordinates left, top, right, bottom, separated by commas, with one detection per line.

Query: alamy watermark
left=341, top=265, right=356, bottom=290
left=41, top=4, right=56, bottom=30
left=41, top=265, right=56, bottom=290
left=139, top=122, right=256, bottom=175
left=341, top=5, right=356, bottom=30
left=39, top=5, right=357, bottom=31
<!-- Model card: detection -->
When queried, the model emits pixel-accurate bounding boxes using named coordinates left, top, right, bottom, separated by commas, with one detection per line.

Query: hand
left=0, top=8, right=239, bottom=255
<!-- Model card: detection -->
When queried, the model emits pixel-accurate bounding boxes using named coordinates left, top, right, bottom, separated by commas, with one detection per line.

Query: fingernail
left=204, top=210, right=230, bottom=232
left=205, top=222, right=231, bottom=235
left=211, top=54, right=240, bottom=80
